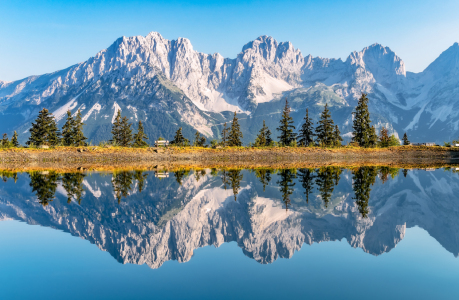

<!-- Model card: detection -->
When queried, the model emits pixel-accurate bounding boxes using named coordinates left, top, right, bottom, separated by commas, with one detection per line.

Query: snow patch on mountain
left=111, top=102, right=121, bottom=124
left=82, top=103, right=102, bottom=122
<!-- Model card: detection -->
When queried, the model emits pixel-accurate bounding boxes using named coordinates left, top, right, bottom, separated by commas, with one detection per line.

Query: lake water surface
left=1, top=167, right=459, bottom=299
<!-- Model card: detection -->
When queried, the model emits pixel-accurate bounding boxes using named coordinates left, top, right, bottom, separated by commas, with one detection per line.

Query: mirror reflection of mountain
left=1, top=167, right=459, bottom=269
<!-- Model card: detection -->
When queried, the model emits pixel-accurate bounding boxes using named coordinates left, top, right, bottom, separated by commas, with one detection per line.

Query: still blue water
left=0, top=167, right=459, bottom=299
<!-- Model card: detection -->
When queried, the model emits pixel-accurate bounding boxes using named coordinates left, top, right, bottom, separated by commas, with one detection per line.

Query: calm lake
left=1, top=167, right=459, bottom=299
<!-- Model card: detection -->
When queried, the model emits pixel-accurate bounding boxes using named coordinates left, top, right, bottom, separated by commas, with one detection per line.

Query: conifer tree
left=298, top=108, right=315, bottom=147
left=221, top=122, right=229, bottom=146
left=352, top=93, right=375, bottom=147
left=333, top=125, right=343, bottom=147
left=133, top=121, right=149, bottom=147
left=62, top=173, right=85, bottom=204
left=62, top=111, right=75, bottom=146
left=73, top=109, right=87, bottom=146
left=1, top=133, right=8, bottom=147
left=119, top=116, right=133, bottom=147
left=228, top=112, right=243, bottom=147
left=171, top=127, right=189, bottom=146
left=28, top=108, right=61, bottom=146
left=228, top=169, right=243, bottom=201
left=352, top=167, right=378, bottom=218
left=315, top=104, right=335, bottom=147
left=277, top=169, right=296, bottom=211
left=266, top=128, right=273, bottom=146
left=388, top=134, right=400, bottom=147
left=254, top=120, right=269, bottom=147
left=402, top=132, right=410, bottom=145
left=315, top=167, right=341, bottom=208
left=11, top=131, right=19, bottom=147
left=277, top=98, right=296, bottom=146
left=193, top=131, right=206, bottom=147
left=255, top=169, right=272, bottom=192
left=379, top=127, right=390, bottom=147
left=111, top=110, right=122, bottom=145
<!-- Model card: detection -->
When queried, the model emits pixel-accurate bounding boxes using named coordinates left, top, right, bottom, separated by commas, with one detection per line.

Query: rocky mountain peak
left=425, top=42, right=459, bottom=75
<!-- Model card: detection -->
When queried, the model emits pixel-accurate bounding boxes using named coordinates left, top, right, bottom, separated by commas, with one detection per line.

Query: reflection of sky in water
left=1, top=222, right=459, bottom=300
left=1, top=168, right=459, bottom=299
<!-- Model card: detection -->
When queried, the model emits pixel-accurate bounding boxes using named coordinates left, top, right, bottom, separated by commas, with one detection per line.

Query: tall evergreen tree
left=1, top=133, right=8, bottom=147
left=255, top=168, right=272, bottom=192
left=352, top=93, right=376, bottom=147
left=28, top=108, right=60, bottom=146
left=111, top=110, right=122, bottom=145
left=379, top=127, right=390, bottom=147
left=298, top=108, right=315, bottom=147
left=228, top=112, right=243, bottom=147
left=402, top=132, right=410, bottom=145
left=193, top=131, right=206, bottom=147
left=62, top=111, right=76, bottom=146
left=118, top=116, right=133, bottom=147
left=277, top=98, right=296, bottom=146
left=11, top=131, right=19, bottom=147
left=221, top=122, right=229, bottom=146
left=266, top=128, right=273, bottom=146
left=254, top=120, right=269, bottom=147
left=112, top=171, right=134, bottom=203
left=73, top=109, right=87, bottom=146
left=315, top=104, right=335, bottom=147
left=333, top=125, right=343, bottom=147
left=315, top=167, right=341, bottom=208
left=171, top=127, right=189, bottom=146
left=133, top=121, right=149, bottom=147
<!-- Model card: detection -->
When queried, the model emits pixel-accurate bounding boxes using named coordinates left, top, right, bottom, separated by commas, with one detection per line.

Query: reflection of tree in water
left=402, top=169, right=408, bottom=178
left=298, top=168, right=315, bottom=203
left=62, top=173, right=86, bottom=204
left=1, top=171, right=18, bottom=183
left=174, top=169, right=190, bottom=186
left=379, top=167, right=399, bottom=184
left=133, top=170, right=148, bottom=192
left=228, top=169, right=243, bottom=201
left=29, top=171, right=60, bottom=207
left=255, top=169, right=272, bottom=192
left=112, top=171, right=134, bottom=204
left=220, top=170, right=229, bottom=190
left=112, top=170, right=149, bottom=203
left=352, top=167, right=378, bottom=218
left=315, top=167, right=341, bottom=208
left=194, top=169, right=207, bottom=182
left=276, top=169, right=296, bottom=211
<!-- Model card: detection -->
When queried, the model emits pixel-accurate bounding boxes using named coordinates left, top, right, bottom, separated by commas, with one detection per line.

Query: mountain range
left=1, top=32, right=459, bottom=144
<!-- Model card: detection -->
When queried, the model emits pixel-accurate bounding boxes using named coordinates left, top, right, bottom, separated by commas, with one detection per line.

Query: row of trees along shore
left=0, top=93, right=417, bottom=148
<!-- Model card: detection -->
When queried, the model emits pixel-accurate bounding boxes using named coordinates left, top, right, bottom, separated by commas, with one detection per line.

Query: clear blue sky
left=1, top=0, right=459, bottom=82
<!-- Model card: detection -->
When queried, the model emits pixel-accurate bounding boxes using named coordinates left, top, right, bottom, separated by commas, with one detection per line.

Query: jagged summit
left=1, top=31, right=459, bottom=144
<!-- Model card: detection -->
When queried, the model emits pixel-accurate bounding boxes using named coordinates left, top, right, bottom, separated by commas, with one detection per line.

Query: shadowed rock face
left=1, top=168, right=459, bottom=269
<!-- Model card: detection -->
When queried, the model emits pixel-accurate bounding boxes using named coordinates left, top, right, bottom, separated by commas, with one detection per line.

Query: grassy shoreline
left=1, top=145, right=459, bottom=171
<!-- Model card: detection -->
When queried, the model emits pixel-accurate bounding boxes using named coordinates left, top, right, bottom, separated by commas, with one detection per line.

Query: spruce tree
left=111, top=110, right=122, bottom=145
left=133, top=121, right=149, bottom=147
left=298, top=108, right=315, bottom=147
left=402, top=132, right=410, bottom=145
left=333, top=125, right=343, bottom=147
left=266, top=128, right=273, bottom=146
left=228, top=169, right=243, bottom=201
left=315, top=104, right=335, bottom=147
left=254, top=120, right=269, bottom=147
left=221, top=122, right=229, bottom=146
left=193, top=131, right=206, bottom=147
left=119, top=116, right=133, bottom=147
left=277, top=169, right=296, bottom=211
left=62, top=111, right=75, bottom=146
left=298, top=168, right=315, bottom=203
left=73, top=109, right=87, bottom=146
left=171, top=127, right=189, bottom=146
left=379, top=127, right=390, bottom=147
left=11, top=131, right=19, bottom=147
left=228, top=112, right=243, bottom=147
left=1, top=133, right=8, bottom=147
left=276, top=98, right=296, bottom=146
left=352, top=93, right=375, bottom=147
left=352, top=167, right=378, bottom=218
left=28, top=108, right=60, bottom=146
